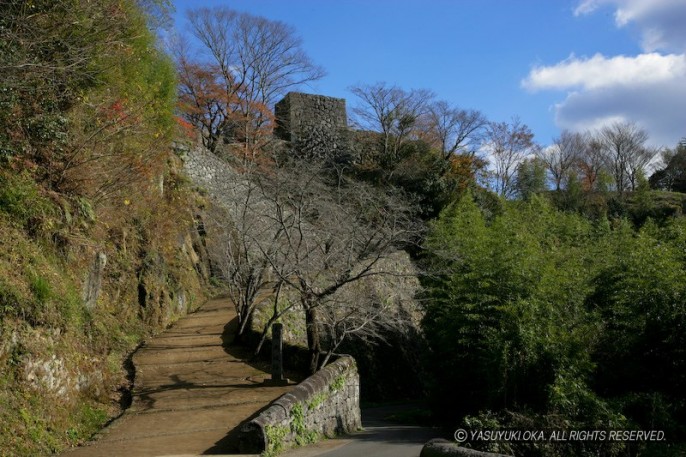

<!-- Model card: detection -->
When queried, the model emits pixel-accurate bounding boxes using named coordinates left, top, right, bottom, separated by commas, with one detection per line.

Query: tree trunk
left=254, top=315, right=277, bottom=356
left=305, top=305, right=321, bottom=374
left=237, top=280, right=256, bottom=335
left=237, top=303, right=252, bottom=336
left=236, top=280, right=260, bottom=340
left=232, top=300, right=247, bottom=345
left=254, top=280, right=286, bottom=356
left=320, top=333, right=346, bottom=369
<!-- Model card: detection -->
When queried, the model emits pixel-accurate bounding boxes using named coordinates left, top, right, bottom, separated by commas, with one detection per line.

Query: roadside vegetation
left=0, top=1, right=207, bottom=454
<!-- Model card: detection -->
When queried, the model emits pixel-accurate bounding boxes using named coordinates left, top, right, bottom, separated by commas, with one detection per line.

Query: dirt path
left=62, top=298, right=299, bottom=457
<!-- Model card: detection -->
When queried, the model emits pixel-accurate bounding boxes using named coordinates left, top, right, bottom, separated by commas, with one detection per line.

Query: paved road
left=62, top=298, right=300, bottom=457
left=280, top=404, right=443, bottom=457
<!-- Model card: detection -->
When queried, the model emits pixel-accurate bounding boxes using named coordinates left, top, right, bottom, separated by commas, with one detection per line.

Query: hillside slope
left=0, top=1, right=213, bottom=454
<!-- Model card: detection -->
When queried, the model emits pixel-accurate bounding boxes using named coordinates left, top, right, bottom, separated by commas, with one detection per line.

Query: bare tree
left=203, top=155, right=422, bottom=371
left=203, top=171, right=291, bottom=342
left=315, top=250, right=420, bottom=367
left=350, top=82, right=434, bottom=163
left=627, top=147, right=659, bottom=192
left=484, top=118, right=537, bottom=198
left=251, top=160, right=422, bottom=373
left=425, top=100, right=488, bottom=159
left=577, top=137, right=606, bottom=191
left=180, top=7, right=325, bottom=151
left=173, top=39, right=227, bottom=153
left=596, top=121, right=654, bottom=194
left=538, top=130, right=587, bottom=191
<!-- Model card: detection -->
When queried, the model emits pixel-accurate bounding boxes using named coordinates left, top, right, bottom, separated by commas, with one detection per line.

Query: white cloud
left=523, top=53, right=686, bottom=91
left=574, top=0, right=686, bottom=52
left=553, top=77, right=686, bottom=147
left=523, top=1, right=686, bottom=148
left=573, top=0, right=607, bottom=16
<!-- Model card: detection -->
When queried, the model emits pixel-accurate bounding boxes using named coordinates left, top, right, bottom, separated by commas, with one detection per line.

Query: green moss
left=29, top=273, right=52, bottom=305
left=307, top=392, right=328, bottom=410
left=18, top=403, right=62, bottom=454
left=0, top=276, right=25, bottom=316
left=0, top=371, right=111, bottom=456
left=0, top=186, right=206, bottom=455
left=263, top=424, right=289, bottom=457
left=290, top=403, right=319, bottom=447
left=66, top=402, right=109, bottom=445
left=0, top=171, right=55, bottom=229
left=330, top=374, right=346, bottom=393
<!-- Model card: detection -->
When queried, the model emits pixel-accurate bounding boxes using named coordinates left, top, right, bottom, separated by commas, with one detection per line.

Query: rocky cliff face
left=0, top=155, right=210, bottom=455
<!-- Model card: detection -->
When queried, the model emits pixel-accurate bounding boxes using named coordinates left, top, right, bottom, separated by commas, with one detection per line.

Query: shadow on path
left=61, top=298, right=302, bottom=457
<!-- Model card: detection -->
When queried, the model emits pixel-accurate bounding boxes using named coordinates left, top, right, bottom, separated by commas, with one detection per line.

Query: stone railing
left=421, top=439, right=512, bottom=457
left=238, top=356, right=361, bottom=455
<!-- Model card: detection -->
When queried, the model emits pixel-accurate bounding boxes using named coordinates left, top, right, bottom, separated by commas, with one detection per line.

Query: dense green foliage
left=515, top=158, right=547, bottom=200
left=650, top=140, right=686, bottom=193
left=352, top=138, right=463, bottom=219
left=423, top=194, right=599, bottom=414
left=423, top=193, right=686, bottom=456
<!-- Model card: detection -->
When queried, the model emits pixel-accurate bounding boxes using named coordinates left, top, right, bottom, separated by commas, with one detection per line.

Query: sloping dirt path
left=63, top=298, right=299, bottom=456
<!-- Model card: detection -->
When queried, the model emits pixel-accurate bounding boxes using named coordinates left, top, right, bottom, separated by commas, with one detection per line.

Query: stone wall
left=239, top=356, right=361, bottom=455
left=274, top=92, right=352, bottom=163
left=421, top=439, right=512, bottom=457
left=177, top=144, right=241, bottom=200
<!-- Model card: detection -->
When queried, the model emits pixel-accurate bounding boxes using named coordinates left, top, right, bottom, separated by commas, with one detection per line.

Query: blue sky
left=172, top=0, right=686, bottom=148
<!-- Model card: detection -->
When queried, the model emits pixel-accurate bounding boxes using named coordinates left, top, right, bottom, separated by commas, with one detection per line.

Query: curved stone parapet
left=239, top=356, right=361, bottom=454
left=420, top=439, right=512, bottom=457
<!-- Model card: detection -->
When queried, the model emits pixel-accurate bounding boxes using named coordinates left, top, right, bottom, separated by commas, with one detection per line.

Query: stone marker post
left=271, top=323, right=284, bottom=382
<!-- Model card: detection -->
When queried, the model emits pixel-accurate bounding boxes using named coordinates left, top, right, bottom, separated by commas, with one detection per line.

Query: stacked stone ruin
left=274, top=92, right=353, bottom=164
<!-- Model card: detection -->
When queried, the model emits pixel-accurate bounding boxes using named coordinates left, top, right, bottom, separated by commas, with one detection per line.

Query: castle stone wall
left=275, top=92, right=352, bottom=163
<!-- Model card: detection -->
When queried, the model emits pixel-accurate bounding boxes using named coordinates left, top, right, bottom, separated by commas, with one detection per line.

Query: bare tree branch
left=426, top=100, right=487, bottom=159
left=178, top=7, right=325, bottom=153
left=484, top=117, right=537, bottom=198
